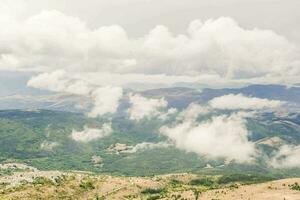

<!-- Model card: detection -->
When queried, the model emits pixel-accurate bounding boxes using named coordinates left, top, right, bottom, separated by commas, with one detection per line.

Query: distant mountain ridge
left=0, top=84, right=299, bottom=112
left=141, top=84, right=300, bottom=109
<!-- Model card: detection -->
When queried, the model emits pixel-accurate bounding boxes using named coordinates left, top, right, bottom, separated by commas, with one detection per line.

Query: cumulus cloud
left=209, top=94, right=283, bottom=110
left=160, top=112, right=256, bottom=162
left=71, top=123, right=112, bottom=142
left=127, top=94, right=169, bottom=121
left=0, top=10, right=299, bottom=87
left=270, top=145, right=300, bottom=168
left=88, top=86, right=123, bottom=117
left=28, top=70, right=123, bottom=117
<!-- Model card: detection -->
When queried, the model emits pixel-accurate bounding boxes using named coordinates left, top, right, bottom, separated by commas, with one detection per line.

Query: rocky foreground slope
left=0, top=163, right=299, bottom=200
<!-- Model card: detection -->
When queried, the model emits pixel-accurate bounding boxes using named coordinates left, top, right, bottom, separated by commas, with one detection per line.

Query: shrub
left=190, top=178, right=215, bottom=187
left=141, top=188, right=163, bottom=194
left=95, top=196, right=105, bottom=200
left=218, top=174, right=273, bottom=184
left=170, top=179, right=182, bottom=185
left=32, top=177, right=53, bottom=185
left=147, top=195, right=160, bottom=200
left=79, top=181, right=95, bottom=190
left=290, top=182, right=300, bottom=191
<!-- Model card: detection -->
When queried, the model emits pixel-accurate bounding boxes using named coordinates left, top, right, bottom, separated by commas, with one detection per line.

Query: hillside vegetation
left=0, top=109, right=299, bottom=178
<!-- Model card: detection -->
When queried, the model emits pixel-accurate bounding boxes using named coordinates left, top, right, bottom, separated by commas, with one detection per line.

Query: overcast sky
left=4, top=0, right=300, bottom=43
left=0, top=0, right=300, bottom=95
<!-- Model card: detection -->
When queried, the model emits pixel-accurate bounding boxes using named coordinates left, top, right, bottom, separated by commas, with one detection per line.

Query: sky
left=4, top=0, right=300, bottom=43
left=0, top=0, right=300, bottom=94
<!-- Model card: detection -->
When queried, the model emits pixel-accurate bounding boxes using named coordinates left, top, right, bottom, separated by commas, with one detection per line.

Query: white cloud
left=71, top=123, right=112, bottom=142
left=127, top=94, right=168, bottom=121
left=0, top=10, right=298, bottom=87
left=28, top=70, right=123, bottom=117
left=160, top=112, right=256, bottom=162
left=209, top=94, right=283, bottom=110
left=88, top=86, right=123, bottom=117
left=270, top=145, right=300, bottom=168
left=27, top=70, right=91, bottom=95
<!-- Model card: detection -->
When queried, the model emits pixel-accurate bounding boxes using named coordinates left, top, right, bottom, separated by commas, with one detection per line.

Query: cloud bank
left=0, top=10, right=298, bottom=87
left=209, top=94, right=284, bottom=110
left=9, top=10, right=298, bottom=118
left=71, top=123, right=112, bottom=142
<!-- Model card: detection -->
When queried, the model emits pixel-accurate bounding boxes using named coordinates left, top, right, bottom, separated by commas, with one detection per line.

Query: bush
left=79, top=181, right=95, bottom=190
left=169, top=179, right=182, bottom=185
left=141, top=188, right=163, bottom=194
left=290, top=182, right=300, bottom=191
left=147, top=195, right=160, bottom=200
left=32, top=177, right=53, bottom=185
left=218, top=174, right=273, bottom=184
left=190, top=178, right=215, bottom=187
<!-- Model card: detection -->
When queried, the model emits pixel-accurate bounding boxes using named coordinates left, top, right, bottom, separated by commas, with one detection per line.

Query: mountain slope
left=0, top=109, right=299, bottom=177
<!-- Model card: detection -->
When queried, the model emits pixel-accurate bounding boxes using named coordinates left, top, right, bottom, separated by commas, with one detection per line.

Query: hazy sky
left=5, top=0, right=300, bottom=43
